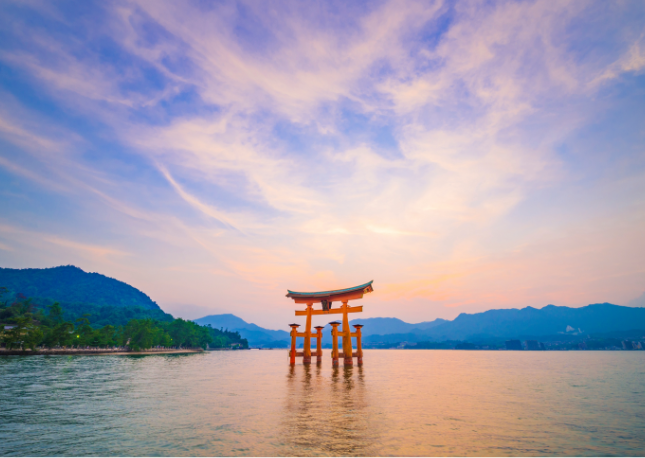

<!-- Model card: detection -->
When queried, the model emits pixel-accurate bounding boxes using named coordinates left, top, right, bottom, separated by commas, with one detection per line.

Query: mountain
left=194, top=314, right=290, bottom=347
left=0, top=265, right=161, bottom=309
left=348, top=317, right=447, bottom=336
left=0, top=265, right=173, bottom=325
left=6, top=265, right=642, bottom=344
left=424, top=303, right=645, bottom=340
left=196, top=303, right=645, bottom=347
left=364, top=303, right=645, bottom=344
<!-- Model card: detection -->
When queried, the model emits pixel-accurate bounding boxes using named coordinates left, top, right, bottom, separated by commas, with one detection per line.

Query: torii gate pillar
left=353, top=324, right=364, bottom=365
left=289, top=324, right=299, bottom=365
left=314, top=326, right=324, bottom=363
left=303, top=304, right=313, bottom=364
left=341, top=301, right=353, bottom=365
left=329, top=322, right=341, bottom=366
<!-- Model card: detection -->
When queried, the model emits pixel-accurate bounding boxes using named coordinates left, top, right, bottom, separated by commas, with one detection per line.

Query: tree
left=42, top=321, right=74, bottom=348
left=0, top=286, right=9, bottom=307
left=0, top=298, right=236, bottom=352
left=2, top=315, right=30, bottom=350
left=204, top=324, right=248, bottom=349
left=74, top=316, right=94, bottom=347
left=48, top=302, right=64, bottom=326
left=121, top=318, right=173, bottom=350
left=124, top=319, right=155, bottom=351
left=95, top=325, right=117, bottom=347
left=23, top=326, right=44, bottom=351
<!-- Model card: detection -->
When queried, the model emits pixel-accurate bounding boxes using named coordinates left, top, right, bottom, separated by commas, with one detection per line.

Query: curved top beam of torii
left=285, top=280, right=374, bottom=304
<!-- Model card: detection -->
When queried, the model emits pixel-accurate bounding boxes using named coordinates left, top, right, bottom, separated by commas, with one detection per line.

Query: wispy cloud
left=157, top=163, right=242, bottom=231
left=0, top=223, right=129, bottom=259
left=0, top=0, right=643, bottom=326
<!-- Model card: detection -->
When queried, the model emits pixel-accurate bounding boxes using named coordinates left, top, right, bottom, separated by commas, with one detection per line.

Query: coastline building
left=525, top=340, right=542, bottom=351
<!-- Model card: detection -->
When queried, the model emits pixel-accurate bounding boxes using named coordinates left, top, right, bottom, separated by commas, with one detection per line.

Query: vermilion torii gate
left=286, top=281, right=373, bottom=366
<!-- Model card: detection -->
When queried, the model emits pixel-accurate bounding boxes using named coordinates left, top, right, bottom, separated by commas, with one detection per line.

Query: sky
left=0, top=0, right=644, bottom=330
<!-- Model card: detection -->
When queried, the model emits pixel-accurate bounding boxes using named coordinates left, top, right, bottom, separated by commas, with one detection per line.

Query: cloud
left=43, top=236, right=129, bottom=258
left=157, top=163, right=242, bottom=231
left=0, top=223, right=129, bottom=259
left=0, top=0, right=644, bottom=327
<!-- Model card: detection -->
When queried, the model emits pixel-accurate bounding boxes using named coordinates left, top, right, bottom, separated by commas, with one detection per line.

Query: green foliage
left=23, top=326, right=44, bottom=351
left=45, top=302, right=174, bottom=327
left=204, top=324, right=248, bottom=349
left=0, top=296, right=35, bottom=324
left=74, top=316, right=95, bottom=346
left=0, top=286, right=8, bottom=306
left=41, top=321, right=74, bottom=348
left=0, top=290, right=248, bottom=352
left=0, top=265, right=161, bottom=310
left=47, top=302, right=64, bottom=326
left=2, top=316, right=30, bottom=350
left=123, top=318, right=168, bottom=351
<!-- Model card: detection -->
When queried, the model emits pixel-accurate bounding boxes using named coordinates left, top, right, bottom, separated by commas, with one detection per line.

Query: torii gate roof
left=286, top=280, right=373, bottom=302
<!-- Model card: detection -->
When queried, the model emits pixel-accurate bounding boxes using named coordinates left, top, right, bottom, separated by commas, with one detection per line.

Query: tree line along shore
left=0, top=287, right=248, bottom=353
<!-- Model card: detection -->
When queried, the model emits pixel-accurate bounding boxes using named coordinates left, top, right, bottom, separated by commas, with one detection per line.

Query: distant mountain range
left=3, top=266, right=644, bottom=345
left=195, top=303, right=645, bottom=347
left=359, top=303, right=645, bottom=344
left=194, top=314, right=291, bottom=347
left=348, top=317, right=448, bottom=336
left=192, top=315, right=448, bottom=347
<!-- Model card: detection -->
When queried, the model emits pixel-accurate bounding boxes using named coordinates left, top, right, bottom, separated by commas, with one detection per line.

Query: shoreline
left=0, top=348, right=204, bottom=356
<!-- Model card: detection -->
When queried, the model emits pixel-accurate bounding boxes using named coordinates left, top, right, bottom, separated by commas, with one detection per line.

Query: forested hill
left=0, top=265, right=160, bottom=310
left=0, top=266, right=248, bottom=349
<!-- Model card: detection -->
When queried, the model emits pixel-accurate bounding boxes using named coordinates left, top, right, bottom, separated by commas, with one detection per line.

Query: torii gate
left=286, top=281, right=373, bottom=366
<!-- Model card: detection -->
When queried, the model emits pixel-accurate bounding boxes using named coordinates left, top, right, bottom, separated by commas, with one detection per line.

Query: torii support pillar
left=353, top=324, right=364, bottom=366
left=289, top=324, right=300, bottom=365
left=314, top=326, right=324, bottom=363
left=329, top=321, right=341, bottom=367
left=303, top=304, right=313, bottom=364
left=341, top=301, right=353, bottom=366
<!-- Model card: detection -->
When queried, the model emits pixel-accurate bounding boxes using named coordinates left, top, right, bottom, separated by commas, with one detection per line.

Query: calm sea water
left=1, top=350, right=644, bottom=456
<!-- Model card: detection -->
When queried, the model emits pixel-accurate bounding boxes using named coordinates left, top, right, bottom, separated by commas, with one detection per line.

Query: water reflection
left=281, top=363, right=380, bottom=456
left=2, top=351, right=644, bottom=456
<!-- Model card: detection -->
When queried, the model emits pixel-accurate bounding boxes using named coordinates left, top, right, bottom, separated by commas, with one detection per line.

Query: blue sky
left=0, top=0, right=644, bottom=329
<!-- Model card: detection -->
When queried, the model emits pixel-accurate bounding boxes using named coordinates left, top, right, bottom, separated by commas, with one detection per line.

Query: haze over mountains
left=2, top=266, right=644, bottom=346
left=357, top=303, right=645, bottom=344
left=194, top=314, right=291, bottom=347
left=193, top=304, right=645, bottom=347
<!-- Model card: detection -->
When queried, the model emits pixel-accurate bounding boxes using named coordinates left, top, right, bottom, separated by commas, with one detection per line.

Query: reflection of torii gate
left=286, top=281, right=373, bottom=366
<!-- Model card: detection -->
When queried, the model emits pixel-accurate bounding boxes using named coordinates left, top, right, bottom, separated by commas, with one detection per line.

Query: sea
left=1, top=350, right=644, bottom=456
